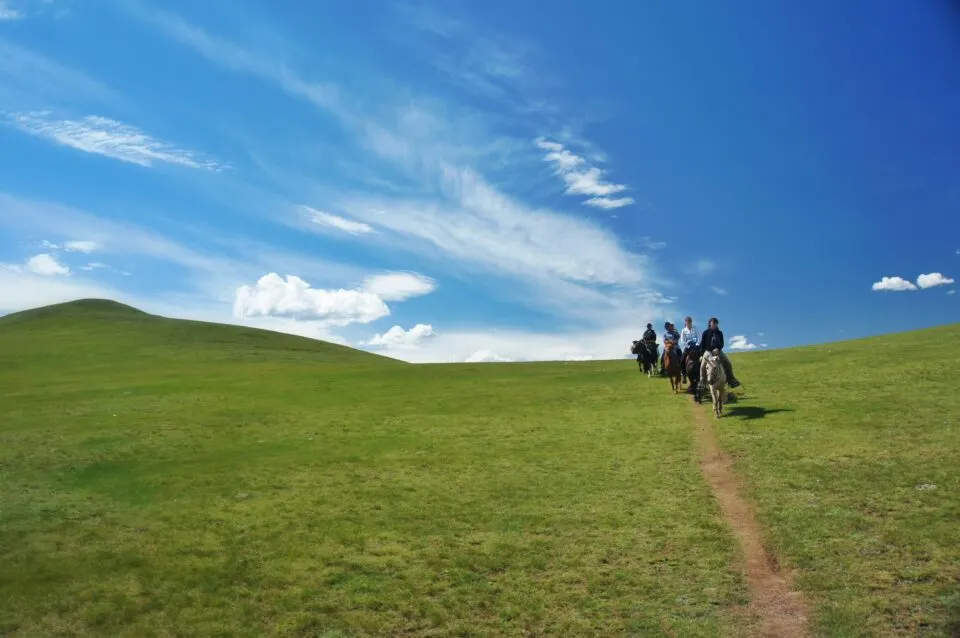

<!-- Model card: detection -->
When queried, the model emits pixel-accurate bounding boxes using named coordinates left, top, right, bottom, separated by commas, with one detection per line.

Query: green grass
left=713, top=326, right=960, bottom=637
left=1, top=300, right=745, bottom=637
left=1, top=300, right=958, bottom=636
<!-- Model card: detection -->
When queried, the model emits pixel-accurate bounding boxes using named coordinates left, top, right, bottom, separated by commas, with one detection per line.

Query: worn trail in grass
left=701, top=325, right=960, bottom=637
left=692, top=402, right=809, bottom=637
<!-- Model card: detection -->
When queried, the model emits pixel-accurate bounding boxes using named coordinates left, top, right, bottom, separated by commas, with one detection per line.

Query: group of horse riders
left=638, top=316, right=741, bottom=388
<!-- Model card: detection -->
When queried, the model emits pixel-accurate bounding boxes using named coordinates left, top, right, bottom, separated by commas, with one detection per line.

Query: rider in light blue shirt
left=661, top=321, right=681, bottom=371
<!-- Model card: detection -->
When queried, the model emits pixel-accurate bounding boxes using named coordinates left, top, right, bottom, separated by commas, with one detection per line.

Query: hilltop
left=0, top=298, right=401, bottom=370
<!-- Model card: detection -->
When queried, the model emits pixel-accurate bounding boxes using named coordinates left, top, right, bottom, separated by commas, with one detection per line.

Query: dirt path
left=691, top=402, right=811, bottom=637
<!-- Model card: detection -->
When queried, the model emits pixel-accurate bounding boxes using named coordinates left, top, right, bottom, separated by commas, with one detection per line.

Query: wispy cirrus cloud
left=0, top=40, right=120, bottom=107
left=361, top=272, right=436, bottom=301
left=535, top=137, right=633, bottom=209
left=584, top=196, right=635, bottom=210
left=301, top=205, right=374, bottom=235
left=5, top=111, right=227, bottom=170
left=111, top=5, right=671, bottom=349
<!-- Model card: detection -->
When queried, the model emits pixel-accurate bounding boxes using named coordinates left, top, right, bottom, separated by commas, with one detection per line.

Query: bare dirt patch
left=691, top=402, right=811, bottom=637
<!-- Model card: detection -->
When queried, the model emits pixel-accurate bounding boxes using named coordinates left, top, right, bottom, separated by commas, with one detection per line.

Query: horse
left=701, top=349, right=727, bottom=417
left=641, top=341, right=659, bottom=377
left=632, top=339, right=658, bottom=377
left=683, top=345, right=702, bottom=403
left=663, top=340, right=683, bottom=394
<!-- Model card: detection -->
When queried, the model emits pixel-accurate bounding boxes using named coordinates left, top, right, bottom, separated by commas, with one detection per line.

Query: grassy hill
left=0, top=298, right=400, bottom=374
left=1, top=301, right=958, bottom=637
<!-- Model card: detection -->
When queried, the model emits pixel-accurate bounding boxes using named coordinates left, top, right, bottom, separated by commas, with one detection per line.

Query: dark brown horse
left=663, top=340, right=682, bottom=394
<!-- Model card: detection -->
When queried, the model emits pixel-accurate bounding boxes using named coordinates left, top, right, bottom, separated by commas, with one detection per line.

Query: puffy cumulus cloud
left=233, top=273, right=389, bottom=326
left=728, top=335, right=765, bottom=351
left=27, top=253, right=71, bottom=276
left=916, top=272, right=954, bottom=289
left=872, top=276, right=917, bottom=292
left=2, top=253, right=72, bottom=276
left=465, top=349, right=514, bottom=363
left=364, top=324, right=436, bottom=349
left=361, top=272, right=437, bottom=301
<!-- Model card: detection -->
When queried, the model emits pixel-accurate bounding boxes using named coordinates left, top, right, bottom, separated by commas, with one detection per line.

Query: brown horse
left=663, top=340, right=682, bottom=394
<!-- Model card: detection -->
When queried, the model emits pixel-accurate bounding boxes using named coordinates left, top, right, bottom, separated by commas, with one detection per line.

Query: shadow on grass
left=724, top=405, right=794, bottom=420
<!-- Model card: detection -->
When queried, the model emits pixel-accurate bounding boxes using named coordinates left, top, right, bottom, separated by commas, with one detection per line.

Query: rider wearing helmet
left=699, top=316, right=741, bottom=388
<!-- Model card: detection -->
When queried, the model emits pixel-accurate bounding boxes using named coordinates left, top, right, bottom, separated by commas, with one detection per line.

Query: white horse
left=701, top=349, right=727, bottom=418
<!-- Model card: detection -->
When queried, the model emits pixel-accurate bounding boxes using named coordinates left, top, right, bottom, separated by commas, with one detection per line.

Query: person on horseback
left=661, top=321, right=681, bottom=373
left=699, top=317, right=741, bottom=388
left=679, top=317, right=699, bottom=384
left=642, top=323, right=657, bottom=344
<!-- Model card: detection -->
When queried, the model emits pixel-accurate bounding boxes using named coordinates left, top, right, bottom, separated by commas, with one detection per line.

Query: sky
left=0, top=0, right=957, bottom=363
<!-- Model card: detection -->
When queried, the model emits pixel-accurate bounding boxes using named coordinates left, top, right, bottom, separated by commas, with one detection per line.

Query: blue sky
left=0, top=0, right=957, bottom=362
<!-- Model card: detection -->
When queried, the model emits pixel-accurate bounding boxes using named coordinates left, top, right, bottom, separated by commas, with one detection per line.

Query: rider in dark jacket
left=699, top=317, right=740, bottom=387
left=642, top=323, right=657, bottom=343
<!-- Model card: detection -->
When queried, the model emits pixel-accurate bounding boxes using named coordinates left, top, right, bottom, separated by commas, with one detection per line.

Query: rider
left=642, top=323, right=657, bottom=344
left=699, top=316, right=741, bottom=388
left=679, top=316, right=700, bottom=381
left=661, top=321, right=681, bottom=371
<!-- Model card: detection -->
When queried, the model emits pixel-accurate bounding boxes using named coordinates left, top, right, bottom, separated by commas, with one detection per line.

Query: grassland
left=713, top=326, right=960, bottom=637
left=1, top=299, right=957, bottom=636
left=1, top=300, right=745, bottom=637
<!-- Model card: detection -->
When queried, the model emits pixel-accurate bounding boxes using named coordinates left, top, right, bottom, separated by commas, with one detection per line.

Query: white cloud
left=562, top=167, right=627, bottom=197
left=341, top=166, right=644, bottom=289
left=872, top=276, right=917, bottom=292
left=361, top=272, right=436, bottom=301
left=27, top=253, right=70, bottom=276
left=728, top=335, right=763, bottom=351
left=948, top=290, right=956, bottom=296
left=711, top=286, right=728, bottom=296
left=916, top=272, right=954, bottom=289
left=1, top=253, right=73, bottom=277
left=0, top=269, right=116, bottom=314
left=79, top=262, right=107, bottom=271
left=64, top=240, right=98, bottom=253
left=536, top=138, right=632, bottom=207
left=365, top=323, right=436, bottom=349
left=302, top=206, right=374, bottom=235
left=233, top=273, right=391, bottom=326
left=118, top=8, right=670, bottom=339
left=465, top=349, right=514, bottom=363
left=584, top=196, right=635, bottom=210
left=5, top=112, right=226, bottom=170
